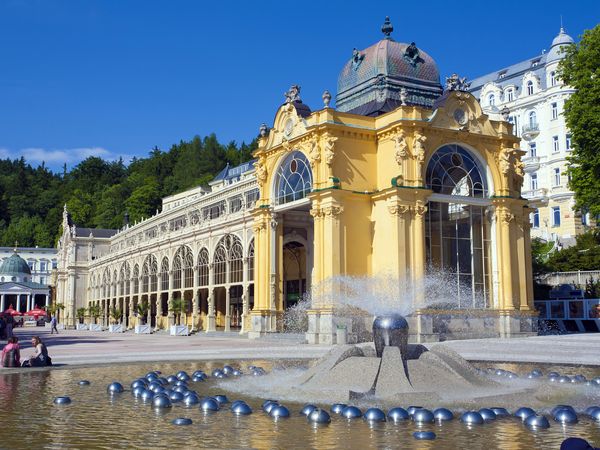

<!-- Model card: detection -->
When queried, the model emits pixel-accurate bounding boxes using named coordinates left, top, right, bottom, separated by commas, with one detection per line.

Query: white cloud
left=0, top=146, right=133, bottom=169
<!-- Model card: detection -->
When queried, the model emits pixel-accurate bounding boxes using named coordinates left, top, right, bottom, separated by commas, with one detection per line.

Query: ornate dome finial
left=381, top=16, right=393, bottom=39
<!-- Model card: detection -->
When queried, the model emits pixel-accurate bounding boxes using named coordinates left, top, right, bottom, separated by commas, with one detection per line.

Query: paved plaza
left=1, top=328, right=599, bottom=369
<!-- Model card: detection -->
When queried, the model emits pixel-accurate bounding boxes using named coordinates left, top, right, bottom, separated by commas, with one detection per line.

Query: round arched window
left=274, top=151, right=313, bottom=205
left=426, top=144, right=487, bottom=198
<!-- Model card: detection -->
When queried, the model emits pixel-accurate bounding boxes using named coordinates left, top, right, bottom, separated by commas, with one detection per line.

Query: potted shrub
left=76, top=307, right=88, bottom=330
left=108, top=307, right=124, bottom=333
left=135, top=301, right=151, bottom=334
left=88, top=304, right=103, bottom=331
left=169, top=298, right=189, bottom=336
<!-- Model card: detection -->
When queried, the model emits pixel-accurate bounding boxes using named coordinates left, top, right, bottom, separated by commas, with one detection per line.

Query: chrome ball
left=557, top=376, right=571, bottom=384
left=554, top=409, right=578, bottom=424
left=514, top=407, right=536, bottom=421
left=172, top=417, right=193, bottom=426
left=308, top=408, right=331, bottom=424
left=551, top=405, right=575, bottom=416
left=192, top=376, right=206, bottom=382
left=572, top=375, right=587, bottom=384
left=387, top=407, right=410, bottom=422
left=223, top=365, right=234, bottom=375
left=479, top=408, right=497, bottom=421
left=506, top=372, right=519, bottom=380
left=148, top=382, right=163, bottom=393
left=131, top=379, right=147, bottom=390
left=200, top=397, right=220, bottom=412
left=460, top=411, right=484, bottom=425
left=433, top=408, right=454, bottom=421
left=341, top=406, right=362, bottom=419
left=53, top=396, right=71, bottom=405
left=232, top=402, right=252, bottom=415
left=152, top=394, right=172, bottom=409
left=232, top=370, right=242, bottom=377
left=176, top=371, right=189, bottom=380
left=166, top=375, right=178, bottom=384
left=183, top=393, right=201, bottom=406
left=413, top=431, right=436, bottom=440
left=157, top=377, right=169, bottom=385
left=412, top=409, right=435, bottom=423
left=591, top=377, right=600, bottom=386
left=588, top=408, right=600, bottom=421
left=270, top=405, right=290, bottom=418
left=263, top=401, right=279, bottom=414
left=330, top=403, right=347, bottom=415
left=363, top=408, right=386, bottom=422
left=491, top=407, right=510, bottom=417
left=132, top=386, right=146, bottom=398
left=525, top=414, right=550, bottom=429
left=407, top=406, right=423, bottom=417
left=214, top=395, right=229, bottom=405
left=301, top=404, right=317, bottom=417
left=78, top=380, right=90, bottom=386
left=531, top=369, right=543, bottom=377
left=174, top=380, right=188, bottom=387
left=547, top=371, right=560, bottom=378
left=212, top=369, right=225, bottom=378
left=145, top=372, right=159, bottom=380
left=169, top=391, right=184, bottom=403
left=495, top=369, right=506, bottom=376
left=252, top=367, right=266, bottom=376
left=585, top=406, right=600, bottom=416
left=140, top=389, right=155, bottom=401
left=173, top=385, right=188, bottom=394
left=372, top=314, right=408, bottom=358
left=107, top=382, right=124, bottom=394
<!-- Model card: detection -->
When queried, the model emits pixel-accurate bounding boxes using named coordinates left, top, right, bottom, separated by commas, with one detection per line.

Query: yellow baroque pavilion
left=56, top=19, right=535, bottom=342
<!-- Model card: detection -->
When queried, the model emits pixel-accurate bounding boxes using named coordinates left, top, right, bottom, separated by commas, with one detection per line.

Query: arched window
left=197, top=249, right=209, bottom=287
left=528, top=111, right=537, bottom=128
left=150, top=257, right=158, bottom=292
left=142, top=259, right=150, bottom=293
left=274, top=151, right=312, bottom=205
left=229, top=240, right=243, bottom=283
left=425, top=144, right=492, bottom=309
left=488, top=93, right=495, bottom=107
left=172, top=246, right=193, bottom=289
left=124, top=262, right=131, bottom=295
left=160, top=257, right=169, bottom=291
left=550, top=71, right=557, bottom=86
left=426, top=144, right=487, bottom=198
left=505, top=88, right=514, bottom=102
left=214, top=245, right=227, bottom=285
left=527, top=80, right=534, bottom=95
left=112, top=270, right=117, bottom=297
left=247, top=240, right=255, bottom=282
left=133, top=264, right=139, bottom=294
left=172, top=253, right=182, bottom=290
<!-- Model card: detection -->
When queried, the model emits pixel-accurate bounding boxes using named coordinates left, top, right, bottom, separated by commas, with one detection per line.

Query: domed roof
left=547, top=27, right=575, bottom=63
left=0, top=251, right=32, bottom=277
left=336, top=17, right=443, bottom=116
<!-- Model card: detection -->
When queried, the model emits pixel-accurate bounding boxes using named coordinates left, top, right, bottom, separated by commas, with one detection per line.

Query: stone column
left=224, top=286, right=231, bottom=332
left=240, top=256, right=249, bottom=334
left=167, top=270, right=174, bottom=327
left=45, top=294, right=49, bottom=308
left=191, top=266, right=199, bottom=332
left=206, top=286, right=216, bottom=332
left=411, top=202, right=427, bottom=310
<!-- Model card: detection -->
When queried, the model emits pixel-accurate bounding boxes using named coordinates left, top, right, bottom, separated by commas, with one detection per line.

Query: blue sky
left=1, top=0, right=598, bottom=171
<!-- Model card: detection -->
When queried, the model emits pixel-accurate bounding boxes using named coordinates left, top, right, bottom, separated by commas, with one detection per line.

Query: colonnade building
left=56, top=19, right=535, bottom=342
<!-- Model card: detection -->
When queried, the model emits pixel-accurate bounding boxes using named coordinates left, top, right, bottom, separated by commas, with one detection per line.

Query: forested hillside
left=0, top=134, right=256, bottom=248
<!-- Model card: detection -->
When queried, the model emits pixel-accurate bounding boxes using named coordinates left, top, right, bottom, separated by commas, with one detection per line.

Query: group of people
left=1, top=336, right=52, bottom=368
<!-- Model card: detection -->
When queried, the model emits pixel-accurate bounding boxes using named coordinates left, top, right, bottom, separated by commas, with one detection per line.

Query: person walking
left=50, top=315, right=58, bottom=334
left=5, top=315, right=13, bottom=339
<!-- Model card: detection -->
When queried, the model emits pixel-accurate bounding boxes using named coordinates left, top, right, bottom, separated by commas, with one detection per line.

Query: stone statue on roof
left=445, top=73, right=471, bottom=92
left=284, top=85, right=301, bottom=103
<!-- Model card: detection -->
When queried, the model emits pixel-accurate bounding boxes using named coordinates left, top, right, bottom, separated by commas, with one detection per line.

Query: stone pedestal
left=247, top=310, right=278, bottom=339
left=206, top=314, right=216, bottom=332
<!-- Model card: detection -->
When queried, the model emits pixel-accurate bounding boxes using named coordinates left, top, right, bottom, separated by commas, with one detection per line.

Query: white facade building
left=470, top=28, right=589, bottom=246
left=0, top=246, right=57, bottom=286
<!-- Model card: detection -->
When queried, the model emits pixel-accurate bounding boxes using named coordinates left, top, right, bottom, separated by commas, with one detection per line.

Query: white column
left=45, top=294, right=49, bottom=308
left=0, top=294, right=4, bottom=312
left=224, top=286, right=231, bottom=332
left=192, top=266, right=199, bottom=332
left=206, top=263, right=216, bottom=332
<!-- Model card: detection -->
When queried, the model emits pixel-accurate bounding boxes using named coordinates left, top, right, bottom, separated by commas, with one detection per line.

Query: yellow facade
left=249, top=91, right=535, bottom=341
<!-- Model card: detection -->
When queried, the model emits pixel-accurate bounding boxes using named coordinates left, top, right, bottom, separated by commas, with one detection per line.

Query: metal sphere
left=301, top=404, right=318, bottom=417
left=495, top=369, right=506, bottom=376
left=157, top=377, right=169, bottom=386
left=140, top=390, right=155, bottom=401
left=592, top=377, right=600, bottom=386
left=270, top=405, right=290, bottom=418
left=479, top=408, right=497, bottom=421
left=491, top=407, right=510, bottom=417
left=172, top=417, right=193, bottom=426
left=214, top=395, right=229, bottom=405
left=200, top=397, right=220, bottom=412
left=176, top=371, right=189, bottom=380
left=174, top=380, right=188, bottom=387
left=531, top=369, right=543, bottom=377
left=183, top=390, right=197, bottom=397
left=132, top=386, right=146, bottom=398
left=585, top=406, right=600, bottom=416
left=53, top=396, right=71, bottom=405
left=413, top=431, right=436, bottom=440
left=547, top=371, right=560, bottom=378
left=248, top=365, right=256, bottom=371
left=506, top=372, right=519, bottom=380
left=232, top=370, right=242, bottom=377
left=412, top=409, right=435, bottom=423
left=525, top=414, right=550, bottom=429
left=330, top=403, right=347, bottom=415
left=588, top=408, right=600, bottom=422
left=252, top=368, right=266, bottom=376
left=192, top=376, right=206, bottom=383
left=107, top=382, right=124, bottom=394
left=557, top=376, right=571, bottom=384
left=131, top=379, right=147, bottom=390
left=308, top=408, right=331, bottom=424
left=387, top=407, right=409, bottom=421
left=407, top=406, right=423, bottom=417
left=148, top=382, right=163, bottom=392
left=211, top=369, right=225, bottom=378
left=263, top=401, right=279, bottom=414
left=146, top=371, right=159, bottom=379
left=363, top=408, right=386, bottom=422
left=232, top=402, right=253, bottom=415
left=167, top=375, right=178, bottom=384
left=223, top=365, right=234, bottom=375
left=554, top=408, right=578, bottom=424
left=341, top=406, right=362, bottom=419
left=572, top=375, right=587, bottom=384
left=551, top=405, right=575, bottom=416
left=460, top=411, right=484, bottom=425
left=78, top=380, right=90, bottom=386
left=514, top=407, right=536, bottom=421
left=169, top=391, right=184, bottom=403
left=173, top=385, right=188, bottom=394
left=433, top=408, right=454, bottom=421
left=192, top=370, right=205, bottom=377
left=152, top=394, right=172, bottom=409
left=183, top=393, right=201, bottom=406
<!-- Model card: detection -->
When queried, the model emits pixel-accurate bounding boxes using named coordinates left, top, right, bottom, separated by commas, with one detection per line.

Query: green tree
left=559, top=25, right=600, bottom=217
left=545, top=230, right=600, bottom=272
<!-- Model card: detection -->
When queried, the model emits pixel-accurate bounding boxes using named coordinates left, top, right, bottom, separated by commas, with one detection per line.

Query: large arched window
left=526, top=80, right=534, bottom=95
left=160, top=257, right=169, bottom=291
left=528, top=111, right=537, bottom=128
left=274, top=151, right=313, bottom=205
left=425, top=144, right=492, bottom=309
left=247, top=240, right=255, bottom=282
left=426, top=144, right=487, bottom=198
left=132, top=264, right=139, bottom=294
left=197, top=249, right=209, bottom=287
left=487, top=93, right=495, bottom=107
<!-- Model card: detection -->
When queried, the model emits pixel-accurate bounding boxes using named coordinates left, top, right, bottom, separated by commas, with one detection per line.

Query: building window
left=28, top=261, right=35, bottom=271
left=554, top=168, right=561, bottom=186
left=509, top=115, right=520, bottom=137
left=551, top=102, right=558, bottom=120
left=550, top=71, right=558, bottom=86
left=530, top=173, right=538, bottom=190
left=274, top=151, right=313, bottom=205
left=488, top=93, right=495, bottom=107
left=40, top=277, right=45, bottom=285
left=531, top=209, right=540, bottom=228
left=245, top=189, right=260, bottom=209
left=552, top=206, right=561, bottom=226
left=527, top=80, right=534, bottom=95
left=582, top=210, right=589, bottom=226
left=552, top=135, right=560, bottom=153
left=229, top=195, right=243, bottom=213
left=529, top=143, right=537, bottom=158
left=566, top=134, right=572, bottom=150
left=506, top=88, right=514, bottom=102
left=528, top=111, right=537, bottom=128
left=39, top=261, right=47, bottom=272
